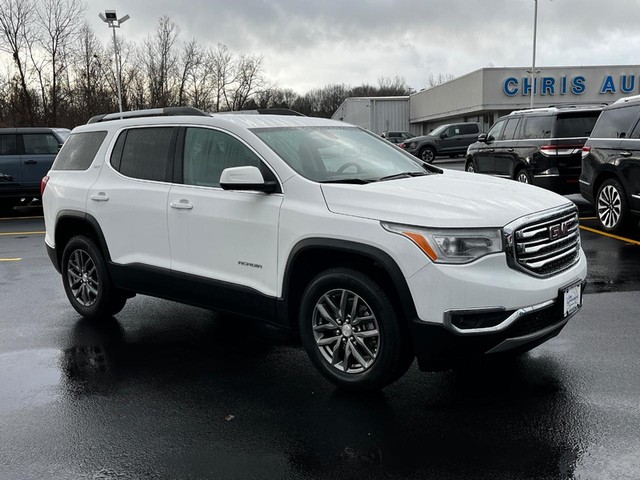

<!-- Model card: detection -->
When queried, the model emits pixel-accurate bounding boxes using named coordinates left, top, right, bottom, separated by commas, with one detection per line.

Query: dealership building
left=333, top=65, right=640, bottom=135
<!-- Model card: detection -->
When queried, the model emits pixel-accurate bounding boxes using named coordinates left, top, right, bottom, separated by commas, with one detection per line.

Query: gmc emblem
left=549, top=220, right=571, bottom=240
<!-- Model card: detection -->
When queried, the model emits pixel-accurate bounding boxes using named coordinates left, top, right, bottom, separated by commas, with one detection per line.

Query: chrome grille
left=506, top=206, right=581, bottom=277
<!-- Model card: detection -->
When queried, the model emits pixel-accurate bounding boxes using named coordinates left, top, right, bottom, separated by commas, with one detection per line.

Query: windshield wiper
left=378, top=171, right=428, bottom=181
left=321, top=178, right=375, bottom=184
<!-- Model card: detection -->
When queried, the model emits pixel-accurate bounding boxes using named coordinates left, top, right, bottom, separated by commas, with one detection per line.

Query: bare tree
left=0, top=0, right=37, bottom=123
left=142, top=15, right=179, bottom=107
left=177, top=38, right=200, bottom=106
left=226, top=53, right=265, bottom=110
left=35, top=0, right=86, bottom=124
left=210, top=43, right=233, bottom=112
left=427, top=72, right=455, bottom=88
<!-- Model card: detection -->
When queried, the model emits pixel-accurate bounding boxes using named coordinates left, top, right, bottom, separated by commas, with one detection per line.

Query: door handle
left=487, top=149, right=495, bottom=153
left=170, top=200, right=193, bottom=210
left=24, top=160, right=37, bottom=165
left=508, top=148, right=515, bottom=152
left=620, top=151, right=632, bottom=157
left=90, top=192, right=109, bottom=202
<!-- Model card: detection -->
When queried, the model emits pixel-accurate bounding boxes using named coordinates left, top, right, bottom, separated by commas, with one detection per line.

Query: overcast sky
left=87, top=0, right=640, bottom=93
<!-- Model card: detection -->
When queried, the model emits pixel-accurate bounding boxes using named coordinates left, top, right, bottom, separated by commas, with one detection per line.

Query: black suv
left=400, top=122, right=481, bottom=162
left=0, top=127, right=70, bottom=211
left=580, top=95, right=640, bottom=233
left=466, top=106, right=602, bottom=194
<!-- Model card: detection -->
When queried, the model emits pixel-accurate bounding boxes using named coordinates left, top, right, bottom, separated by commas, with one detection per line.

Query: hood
left=321, top=170, right=573, bottom=228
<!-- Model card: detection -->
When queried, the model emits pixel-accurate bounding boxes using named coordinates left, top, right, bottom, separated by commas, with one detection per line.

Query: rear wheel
left=515, top=168, right=532, bottom=184
left=298, top=268, right=413, bottom=391
left=596, top=178, right=636, bottom=233
left=61, top=235, right=128, bottom=320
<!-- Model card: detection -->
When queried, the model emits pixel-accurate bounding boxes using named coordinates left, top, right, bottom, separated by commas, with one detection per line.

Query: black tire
left=596, top=178, right=636, bottom=233
left=298, top=268, right=413, bottom=391
left=465, top=160, right=476, bottom=173
left=515, top=168, right=532, bottom=184
left=61, top=235, right=127, bottom=320
left=419, top=146, right=436, bottom=163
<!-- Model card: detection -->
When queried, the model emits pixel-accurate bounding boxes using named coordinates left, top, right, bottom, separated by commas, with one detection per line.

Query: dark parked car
left=580, top=95, right=640, bottom=233
left=466, top=106, right=602, bottom=194
left=0, top=127, right=69, bottom=211
left=381, top=131, right=414, bottom=144
left=400, top=122, right=481, bottom=162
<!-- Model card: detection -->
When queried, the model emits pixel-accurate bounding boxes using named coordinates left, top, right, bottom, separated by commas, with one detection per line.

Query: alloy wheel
left=66, top=249, right=99, bottom=307
left=517, top=172, right=530, bottom=183
left=312, top=288, right=380, bottom=374
left=598, top=184, right=622, bottom=229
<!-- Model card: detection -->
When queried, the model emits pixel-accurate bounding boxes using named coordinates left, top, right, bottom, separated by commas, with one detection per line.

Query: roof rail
left=613, top=94, right=640, bottom=105
left=510, top=104, right=605, bottom=115
left=216, top=108, right=306, bottom=117
left=87, top=106, right=209, bottom=124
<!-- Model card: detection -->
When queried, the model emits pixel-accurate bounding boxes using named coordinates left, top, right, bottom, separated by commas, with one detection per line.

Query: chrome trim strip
left=443, top=299, right=555, bottom=335
left=632, top=194, right=640, bottom=200
left=579, top=179, right=590, bottom=185
left=534, top=173, right=560, bottom=177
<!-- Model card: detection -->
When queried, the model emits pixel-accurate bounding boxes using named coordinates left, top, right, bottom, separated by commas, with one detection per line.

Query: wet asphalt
left=1, top=171, right=639, bottom=479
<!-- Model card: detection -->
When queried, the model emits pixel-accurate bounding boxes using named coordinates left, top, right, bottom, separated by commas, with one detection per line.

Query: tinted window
left=591, top=105, right=639, bottom=139
left=556, top=112, right=600, bottom=138
left=183, top=128, right=262, bottom=188
left=521, top=116, right=552, bottom=139
left=447, top=126, right=461, bottom=137
left=460, top=124, right=479, bottom=135
left=0, top=135, right=18, bottom=155
left=486, top=120, right=506, bottom=141
left=501, top=118, right=520, bottom=140
left=118, top=127, right=174, bottom=181
left=23, top=133, right=59, bottom=154
left=51, top=131, right=107, bottom=170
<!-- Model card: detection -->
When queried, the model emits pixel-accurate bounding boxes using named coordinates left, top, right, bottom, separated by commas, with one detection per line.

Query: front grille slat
left=510, top=207, right=581, bottom=277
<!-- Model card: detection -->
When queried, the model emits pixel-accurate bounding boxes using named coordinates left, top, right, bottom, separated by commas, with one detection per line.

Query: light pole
left=99, top=10, right=130, bottom=115
left=530, top=0, right=538, bottom=108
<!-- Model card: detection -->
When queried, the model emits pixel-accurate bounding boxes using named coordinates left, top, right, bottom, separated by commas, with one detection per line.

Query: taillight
left=581, top=146, right=591, bottom=159
left=540, top=145, right=582, bottom=157
left=398, top=143, right=406, bottom=149
left=41, top=175, right=50, bottom=196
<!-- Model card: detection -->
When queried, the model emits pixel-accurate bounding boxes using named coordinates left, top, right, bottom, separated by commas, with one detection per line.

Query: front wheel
left=61, top=235, right=128, bottom=320
left=596, top=178, right=636, bottom=233
left=465, top=160, right=476, bottom=173
left=419, top=146, right=436, bottom=163
left=298, top=268, right=413, bottom=391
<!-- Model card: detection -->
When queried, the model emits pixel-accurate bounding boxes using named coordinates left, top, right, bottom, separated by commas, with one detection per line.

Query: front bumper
left=409, top=279, right=586, bottom=370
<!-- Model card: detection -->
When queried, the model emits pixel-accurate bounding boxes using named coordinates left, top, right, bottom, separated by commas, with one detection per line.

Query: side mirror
left=440, top=133, right=448, bottom=139
left=219, top=166, right=277, bottom=193
left=477, top=133, right=488, bottom=143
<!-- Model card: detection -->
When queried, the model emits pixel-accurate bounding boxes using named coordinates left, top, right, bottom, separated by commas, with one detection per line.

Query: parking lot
left=1, top=167, right=640, bottom=479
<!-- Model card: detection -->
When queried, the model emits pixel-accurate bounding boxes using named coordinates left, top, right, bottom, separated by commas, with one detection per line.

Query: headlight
left=382, top=223, right=503, bottom=264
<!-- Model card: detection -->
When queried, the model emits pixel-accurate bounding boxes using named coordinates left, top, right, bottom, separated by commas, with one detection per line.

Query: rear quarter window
left=51, top=131, right=107, bottom=170
left=590, top=105, right=640, bottom=139
left=555, top=112, right=601, bottom=138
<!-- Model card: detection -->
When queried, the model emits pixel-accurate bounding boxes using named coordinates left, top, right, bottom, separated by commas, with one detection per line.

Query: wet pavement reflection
left=1, top=196, right=640, bottom=479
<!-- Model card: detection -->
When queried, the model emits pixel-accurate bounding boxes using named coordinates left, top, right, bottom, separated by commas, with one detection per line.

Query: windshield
left=428, top=125, right=448, bottom=137
left=252, top=126, right=427, bottom=183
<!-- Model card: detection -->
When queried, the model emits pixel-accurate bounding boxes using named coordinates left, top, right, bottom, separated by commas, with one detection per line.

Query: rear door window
left=591, top=106, right=640, bottom=139
left=521, top=116, right=553, bottom=139
left=115, top=127, right=176, bottom=182
left=460, top=124, right=479, bottom=135
left=22, top=133, right=60, bottom=154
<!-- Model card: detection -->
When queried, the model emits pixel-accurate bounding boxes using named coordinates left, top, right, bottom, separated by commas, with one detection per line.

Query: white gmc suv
left=43, top=108, right=586, bottom=391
